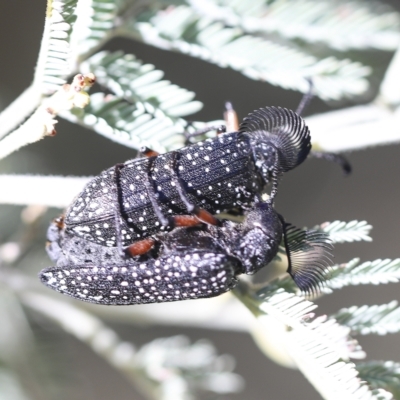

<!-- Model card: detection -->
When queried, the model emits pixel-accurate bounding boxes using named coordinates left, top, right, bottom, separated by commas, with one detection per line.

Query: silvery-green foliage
left=188, top=0, right=400, bottom=51
left=127, top=4, right=372, bottom=100
left=135, top=336, right=244, bottom=398
left=323, top=258, right=400, bottom=292
left=37, top=0, right=79, bottom=93
left=67, top=50, right=203, bottom=151
left=245, top=286, right=382, bottom=399
left=358, top=361, right=400, bottom=395
left=33, top=0, right=400, bottom=151
left=320, top=220, right=373, bottom=243
left=332, top=301, right=400, bottom=335
left=249, top=215, right=400, bottom=399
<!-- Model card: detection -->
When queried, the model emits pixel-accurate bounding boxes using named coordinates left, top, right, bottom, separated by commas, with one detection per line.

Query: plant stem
left=0, top=85, right=42, bottom=140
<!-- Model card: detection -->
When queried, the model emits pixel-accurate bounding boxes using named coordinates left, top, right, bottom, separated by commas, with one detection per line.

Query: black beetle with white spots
left=40, top=99, right=345, bottom=305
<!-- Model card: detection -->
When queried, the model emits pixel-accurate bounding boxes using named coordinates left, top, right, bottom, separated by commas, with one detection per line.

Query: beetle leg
left=140, top=146, right=160, bottom=158
left=172, top=215, right=202, bottom=227
left=170, top=152, right=220, bottom=226
left=120, top=198, right=203, bottom=257
left=309, top=151, right=352, bottom=175
left=184, top=124, right=226, bottom=145
left=125, top=237, right=155, bottom=257
left=224, top=102, right=239, bottom=132
left=296, top=78, right=314, bottom=116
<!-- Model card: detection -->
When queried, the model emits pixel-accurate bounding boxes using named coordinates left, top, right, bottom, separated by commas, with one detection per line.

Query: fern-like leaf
left=82, top=51, right=203, bottom=118
left=357, top=361, right=400, bottom=394
left=63, top=92, right=186, bottom=152
left=189, top=0, right=400, bottom=51
left=63, top=50, right=218, bottom=151
left=69, top=0, right=118, bottom=58
left=128, top=5, right=371, bottom=100
left=35, top=0, right=79, bottom=94
left=320, top=220, right=373, bottom=243
left=63, top=92, right=223, bottom=152
left=331, top=301, right=400, bottom=335
left=256, top=288, right=364, bottom=358
left=323, top=258, right=400, bottom=293
left=250, top=287, right=392, bottom=399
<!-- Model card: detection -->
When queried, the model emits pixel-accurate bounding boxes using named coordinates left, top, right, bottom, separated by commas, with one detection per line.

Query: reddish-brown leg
left=125, top=238, right=155, bottom=257
left=140, top=146, right=160, bottom=157
left=193, top=208, right=220, bottom=225
left=224, top=102, right=239, bottom=133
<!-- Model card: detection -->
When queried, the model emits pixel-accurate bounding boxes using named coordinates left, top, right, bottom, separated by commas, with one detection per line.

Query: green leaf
left=323, top=258, right=400, bottom=293
left=357, top=361, right=400, bottom=398
left=69, top=0, right=118, bottom=57
left=63, top=50, right=221, bottom=151
left=64, top=92, right=186, bottom=152
left=331, top=301, right=400, bottom=335
left=320, top=220, right=373, bottom=243
left=82, top=51, right=203, bottom=118
left=35, top=0, right=79, bottom=93
left=245, top=287, right=378, bottom=399
left=62, top=91, right=223, bottom=152
left=127, top=4, right=371, bottom=100
left=189, top=0, right=400, bottom=51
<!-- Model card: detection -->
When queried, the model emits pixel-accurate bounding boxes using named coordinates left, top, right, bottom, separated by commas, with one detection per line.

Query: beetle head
left=240, top=106, right=311, bottom=193
left=233, top=201, right=282, bottom=274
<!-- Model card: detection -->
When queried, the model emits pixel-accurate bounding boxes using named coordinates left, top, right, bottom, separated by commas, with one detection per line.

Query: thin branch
left=0, top=0, right=76, bottom=141
left=0, top=109, right=58, bottom=160
left=19, top=290, right=243, bottom=399
left=308, top=43, right=400, bottom=153
left=378, top=45, right=400, bottom=107
left=19, top=291, right=157, bottom=398
left=0, top=86, right=42, bottom=140
left=0, top=175, right=91, bottom=208
left=307, top=104, right=399, bottom=153
left=0, top=74, right=95, bottom=161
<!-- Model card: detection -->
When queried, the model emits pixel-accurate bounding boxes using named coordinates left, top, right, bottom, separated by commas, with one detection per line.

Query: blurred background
left=1, top=1, right=400, bottom=399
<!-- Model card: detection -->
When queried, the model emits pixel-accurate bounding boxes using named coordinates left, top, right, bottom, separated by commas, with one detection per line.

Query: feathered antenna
left=240, top=106, right=311, bottom=173
left=281, top=223, right=333, bottom=294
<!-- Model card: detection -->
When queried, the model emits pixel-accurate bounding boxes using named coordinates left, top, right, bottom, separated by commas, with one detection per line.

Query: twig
left=0, top=175, right=91, bottom=208
left=0, top=74, right=95, bottom=161
left=0, top=85, right=42, bottom=140
left=307, top=103, right=399, bottom=152
left=378, top=45, right=400, bottom=107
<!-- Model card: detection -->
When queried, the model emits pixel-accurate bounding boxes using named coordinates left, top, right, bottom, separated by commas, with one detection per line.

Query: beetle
left=40, top=199, right=332, bottom=305
left=41, top=90, right=347, bottom=304
left=47, top=105, right=322, bottom=261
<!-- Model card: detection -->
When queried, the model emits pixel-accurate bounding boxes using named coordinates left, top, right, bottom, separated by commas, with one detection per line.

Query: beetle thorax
left=249, top=131, right=279, bottom=185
